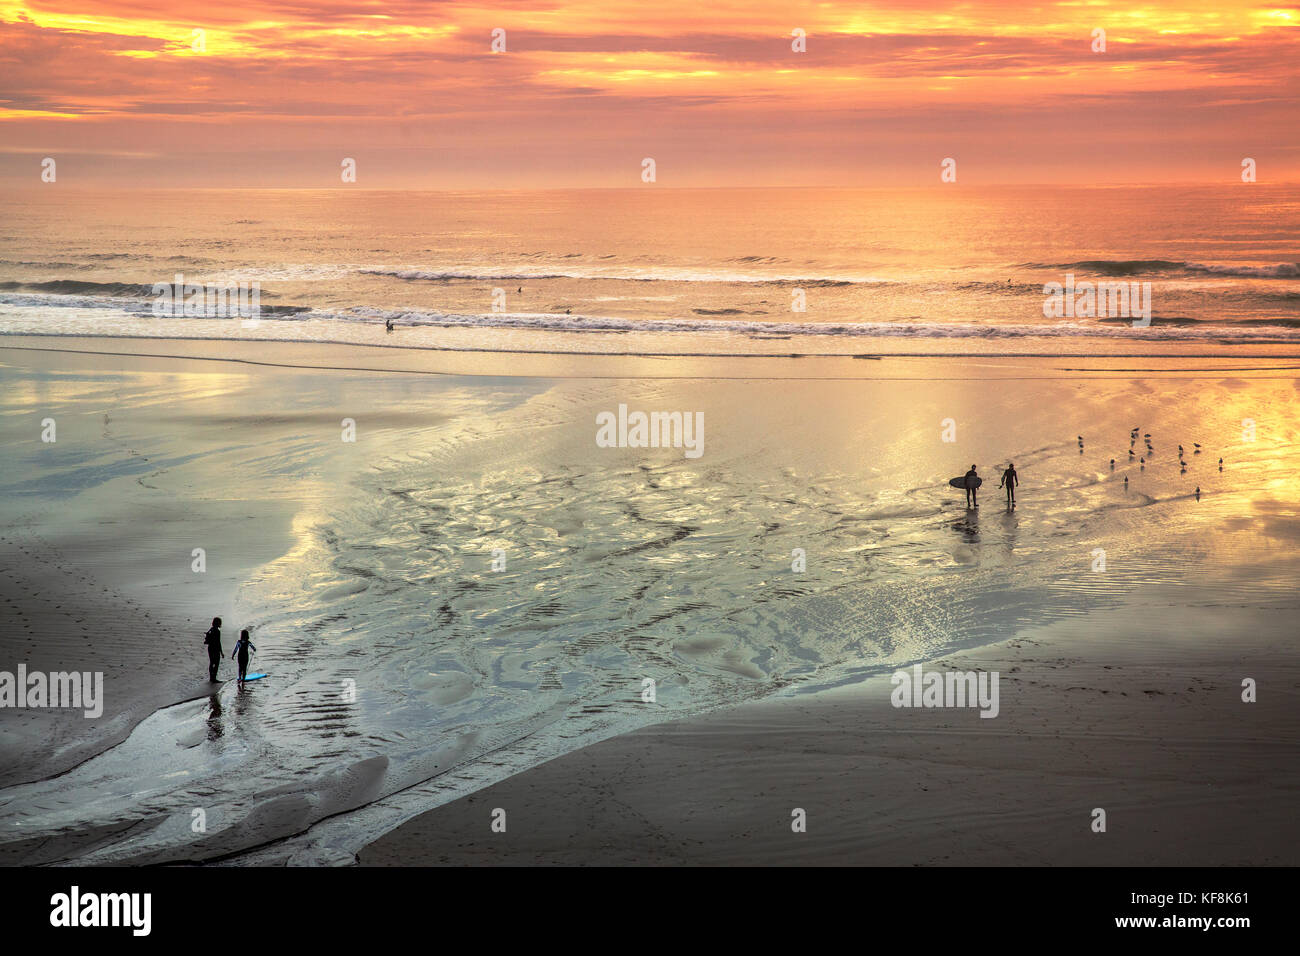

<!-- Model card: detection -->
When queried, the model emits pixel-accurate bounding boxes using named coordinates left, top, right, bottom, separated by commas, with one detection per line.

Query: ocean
left=1, top=185, right=1298, bottom=354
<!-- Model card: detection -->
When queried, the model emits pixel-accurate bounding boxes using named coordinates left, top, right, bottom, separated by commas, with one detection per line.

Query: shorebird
left=1195, top=486, right=1201, bottom=499
left=1110, top=459, right=1115, bottom=468
left=1194, top=443, right=1202, bottom=452
left=1178, top=444, right=1184, bottom=454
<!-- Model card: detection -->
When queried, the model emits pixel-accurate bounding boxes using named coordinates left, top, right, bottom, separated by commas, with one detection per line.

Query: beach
left=4, top=1, right=1300, bottom=933
left=362, top=601, right=1300, bottom=866
left=2, top=336, right=1297, bottom=866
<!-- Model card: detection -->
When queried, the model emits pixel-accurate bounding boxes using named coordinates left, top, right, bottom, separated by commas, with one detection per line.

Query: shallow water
left=1, top=355, right=1294, bottom=863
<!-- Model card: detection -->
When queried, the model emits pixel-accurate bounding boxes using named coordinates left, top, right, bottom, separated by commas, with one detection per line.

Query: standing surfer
left=232, top=630, right=257, bottom=684
left=203, top=617, right=223, bottom=682
left=964, top=465, right=979, bottom=508
left=999, top=463, right=1018, bottom=506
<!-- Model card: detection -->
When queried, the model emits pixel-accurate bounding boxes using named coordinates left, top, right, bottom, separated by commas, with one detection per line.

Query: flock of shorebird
left=1074, top=427, right=1223, bottom=501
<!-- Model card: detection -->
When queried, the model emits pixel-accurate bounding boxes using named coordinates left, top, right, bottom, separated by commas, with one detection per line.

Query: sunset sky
left=1, top=1, right=1298, bottom=186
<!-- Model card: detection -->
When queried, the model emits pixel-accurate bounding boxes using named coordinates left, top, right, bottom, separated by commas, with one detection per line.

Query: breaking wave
left=1023, top=259, right=1300, bottom=279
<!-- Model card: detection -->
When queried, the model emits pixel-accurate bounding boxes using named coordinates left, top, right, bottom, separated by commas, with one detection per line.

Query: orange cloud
left=1, top=1, right=1297, bottom=185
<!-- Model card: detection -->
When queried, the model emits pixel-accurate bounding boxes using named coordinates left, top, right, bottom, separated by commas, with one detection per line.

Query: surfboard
left=948, top=475, right=983, bottom=489
left=241, top=673, right=268, bottom=682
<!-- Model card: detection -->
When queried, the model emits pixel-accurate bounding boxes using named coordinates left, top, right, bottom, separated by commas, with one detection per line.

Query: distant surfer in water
left=232, top=630, right=257, bottom=684
left=203, top=617, right=223, bottom=682
left=999, top=463, right=1018, bottom=506
left=964, top=465, right=979, bottom=508
left=385, top=318, right=395, bottom=333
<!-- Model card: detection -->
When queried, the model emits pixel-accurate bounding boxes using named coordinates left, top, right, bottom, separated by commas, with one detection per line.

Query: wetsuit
left=964, top=470, right=979, bottom=508
left=1000, top=467, right=1018, bottom=504
left=204, top=626, right=222, bottom=681
left=232, top=637, right=256, bottom=682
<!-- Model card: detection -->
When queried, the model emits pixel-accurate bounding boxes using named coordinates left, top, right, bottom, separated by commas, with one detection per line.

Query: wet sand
left=362, top=595, right=1300, bottom=866
left=3, top=337, right=1298, bottom=865
left=0, top=442, right=295, bottom=789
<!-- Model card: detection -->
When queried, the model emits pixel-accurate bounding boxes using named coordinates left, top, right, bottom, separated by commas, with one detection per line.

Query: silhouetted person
left=203, top=617, right=223, bottom=682
left=232, top=629, right=257, bottom=684
left=999, top=463, right=1018, bottom=505
left=385, top=318, right=394, bottom=333
left=964, top=464, right=979, bottom=508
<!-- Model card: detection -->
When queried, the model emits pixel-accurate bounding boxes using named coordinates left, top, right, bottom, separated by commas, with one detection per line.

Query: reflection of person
left=964, top=465, right=979, bottom=508
left=232, top=630, right=257, bottom=684
left=203, top=617, right=223, bottom=682
left=999, top=463, right=1019, bottom=505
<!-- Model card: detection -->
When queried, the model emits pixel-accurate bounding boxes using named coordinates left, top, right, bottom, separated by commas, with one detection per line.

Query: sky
left=1, top=1, right=1298, bottom=187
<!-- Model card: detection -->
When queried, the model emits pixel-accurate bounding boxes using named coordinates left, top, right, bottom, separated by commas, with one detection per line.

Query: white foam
left=1186, top=261, right=1300, bottom=278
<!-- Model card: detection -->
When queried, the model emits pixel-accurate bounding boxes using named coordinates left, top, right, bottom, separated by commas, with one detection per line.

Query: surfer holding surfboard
left=948, top=463, right=1020, bottom=509
left=964, top=465, right=980, bottom=507
left=945, top=465, right=982, bottom=508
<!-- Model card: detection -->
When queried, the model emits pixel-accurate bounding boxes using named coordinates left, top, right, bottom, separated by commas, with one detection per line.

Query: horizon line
left=3, top=181, right=1295, bottom=191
